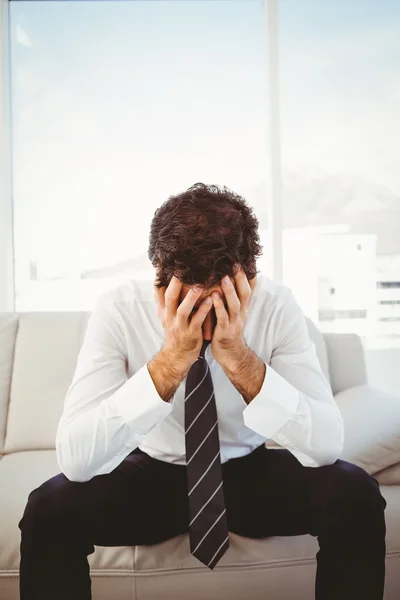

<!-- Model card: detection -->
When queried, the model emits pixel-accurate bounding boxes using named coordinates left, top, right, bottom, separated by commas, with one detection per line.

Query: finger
left=221, top=276, right=240, bottom=320
left=176, top=284, right=204, bottom=328
left=233, top=267, right=252, bottom=310
left=164, top=276, right=184, bottom=320
left=189, top=296, right=214, bottom=330
left=212, top=291, right=229, bottom=326
left=153, top=280, right=167, bottom=313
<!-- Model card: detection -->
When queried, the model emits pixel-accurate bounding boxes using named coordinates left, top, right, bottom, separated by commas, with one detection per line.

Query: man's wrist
left=218, top=342, right=251, bottom=373
left=159, top=347, right=192, bottom=378
left=148, top=349, right=189, bottom=403
left=220, top=345, right=267, bottom=405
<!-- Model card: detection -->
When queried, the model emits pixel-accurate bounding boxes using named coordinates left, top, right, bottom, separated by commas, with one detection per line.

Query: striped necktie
left=184, top=338, right=229, bottom=570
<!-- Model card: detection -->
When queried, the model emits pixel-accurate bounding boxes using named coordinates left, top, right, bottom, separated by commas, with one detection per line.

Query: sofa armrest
left=334, top=384, right=400, bottom=475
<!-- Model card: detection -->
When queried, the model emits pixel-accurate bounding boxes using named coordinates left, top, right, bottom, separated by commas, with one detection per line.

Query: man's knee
left=315, top=459, right=387, bottom=515
left=18, top=472, right=75, bottom=532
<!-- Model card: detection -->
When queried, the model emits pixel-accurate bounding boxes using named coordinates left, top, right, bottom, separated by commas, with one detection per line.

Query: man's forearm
left=220, top=345, right=267, bottom=404
left=148, top=344, right=266, bottom=405
left=147, top=349, right=190, bottom=403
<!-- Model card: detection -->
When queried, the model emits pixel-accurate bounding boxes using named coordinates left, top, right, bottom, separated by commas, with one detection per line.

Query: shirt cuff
left=111, top=362, right=174, bottom=436
left=243, top=362, right=300, bottom=439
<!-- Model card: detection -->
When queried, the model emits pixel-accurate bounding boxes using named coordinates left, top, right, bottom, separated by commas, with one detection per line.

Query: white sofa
left=0, top=311, right=399, bottom=600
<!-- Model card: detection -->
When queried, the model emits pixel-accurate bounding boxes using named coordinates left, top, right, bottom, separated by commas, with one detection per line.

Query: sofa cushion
left=323, top=333, right=368, bottom=394
left=4, top=313, right=89, bottom=452
left=334, top=384, right=400, bottom=474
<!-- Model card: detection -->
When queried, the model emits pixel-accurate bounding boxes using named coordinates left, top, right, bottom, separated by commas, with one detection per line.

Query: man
left=18, top=183, right=386, bottom=599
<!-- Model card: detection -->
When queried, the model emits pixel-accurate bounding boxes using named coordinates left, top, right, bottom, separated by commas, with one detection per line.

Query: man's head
left=148, top=182, right=263, bottom=338
left=149, top=182, right=263, bottom=287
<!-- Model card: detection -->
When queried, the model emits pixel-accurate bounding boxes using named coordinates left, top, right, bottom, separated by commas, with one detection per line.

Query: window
left=280, top=0, right=400, bottom=349
left=9, top=0, right=268, bottom=310
left=6, top=0, right=400, bottom=352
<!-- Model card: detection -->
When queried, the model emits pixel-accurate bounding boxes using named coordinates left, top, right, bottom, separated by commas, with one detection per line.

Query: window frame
left=0, top=0, right=15, bottom=312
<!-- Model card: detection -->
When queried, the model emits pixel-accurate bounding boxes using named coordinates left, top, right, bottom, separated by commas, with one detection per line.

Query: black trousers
left=18, top=444, right=387, bottom=600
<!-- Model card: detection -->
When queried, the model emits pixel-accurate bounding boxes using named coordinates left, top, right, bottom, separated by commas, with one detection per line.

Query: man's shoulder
left=93, top=276, right=155, bottom=316
left=255, top=272, right=292, bottom=309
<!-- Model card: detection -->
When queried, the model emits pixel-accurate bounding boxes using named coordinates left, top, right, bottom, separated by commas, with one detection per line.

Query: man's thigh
left=222, top=445, right=385, bottom=540
left=223, top=445, right=314, bottom=538
left=19, top=448, right=190, bottom=547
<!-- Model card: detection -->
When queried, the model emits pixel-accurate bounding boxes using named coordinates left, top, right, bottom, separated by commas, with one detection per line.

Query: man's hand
left=210, top=265, right=266, bottom=403
left=210, top=264, right=254, bottom=368
left=154, top=276, right=214, bottom=371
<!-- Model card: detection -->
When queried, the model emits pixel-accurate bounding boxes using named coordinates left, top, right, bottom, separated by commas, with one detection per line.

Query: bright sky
left=279, top=0, right=400, bottom=189
left=10, top=0, right=268, bottom=280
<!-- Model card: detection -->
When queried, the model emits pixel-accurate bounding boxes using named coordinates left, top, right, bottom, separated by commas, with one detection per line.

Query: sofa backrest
left=0, top=312, right=89, bottom=454
left=0, top=311, right=367, bottom=454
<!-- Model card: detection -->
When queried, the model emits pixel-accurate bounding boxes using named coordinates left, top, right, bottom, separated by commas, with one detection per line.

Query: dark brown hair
left=148, top=182, right=263, bottom=290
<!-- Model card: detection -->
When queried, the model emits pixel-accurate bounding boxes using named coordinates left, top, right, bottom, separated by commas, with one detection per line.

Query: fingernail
left=193, top=284, right=202, bottom=292
left=223, top=275, right=231, bottom=285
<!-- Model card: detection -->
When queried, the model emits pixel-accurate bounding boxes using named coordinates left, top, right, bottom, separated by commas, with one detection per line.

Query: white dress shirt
left=56, top=272, right=344, bottom=483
